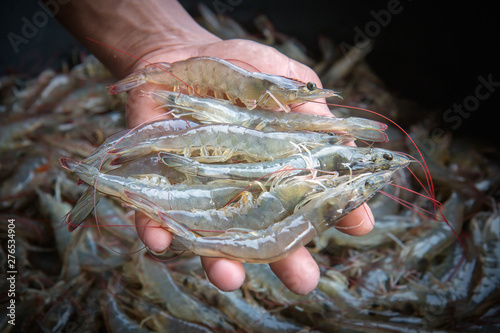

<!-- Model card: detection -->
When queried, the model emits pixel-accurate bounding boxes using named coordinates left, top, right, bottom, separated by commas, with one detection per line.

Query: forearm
left=47, top=0, right=217, bottom=78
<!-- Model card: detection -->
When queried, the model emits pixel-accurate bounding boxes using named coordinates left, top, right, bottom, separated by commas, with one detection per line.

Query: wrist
left=51, top=0, right=219, bottom=78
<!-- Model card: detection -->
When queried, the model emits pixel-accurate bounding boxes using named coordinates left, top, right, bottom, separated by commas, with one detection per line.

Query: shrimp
left=243, top=263, right=338, bottom=314
left=464, top=204, right=500, bottom=318
left=399, top=192, right=466, bottom=271
left=82, top=118, right=199, bottom=168
left=150, top=89, right=388, bottom=142
left=142, top=173, right=360, bottom=235
left=105, top=123, right=351, bottom=165
left=63, top=153, right=186, bottom=232
left=108, top=56, right=339, bottom=112
left=172, top=271, right=305, bottom=332
left=126, top=170, right=395, bottom=263
left=132, top=253, right=233, bottom=330
left=102, top=293, right=155, bottom=333
left=60, top=157, right=256, bottom=212
left=160, top=144, right=411, bottom=180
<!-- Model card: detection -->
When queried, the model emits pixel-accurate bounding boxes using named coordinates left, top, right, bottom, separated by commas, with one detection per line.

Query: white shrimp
left=109, top=56, right=339, bottom=112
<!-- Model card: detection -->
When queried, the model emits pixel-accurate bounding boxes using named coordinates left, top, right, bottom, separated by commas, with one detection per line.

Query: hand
left=124, top=38, right=375, bottom=294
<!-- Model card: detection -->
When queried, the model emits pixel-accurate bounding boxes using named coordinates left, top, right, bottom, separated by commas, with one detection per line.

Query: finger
left=201, top=257, right=245, bottom=292
left=135, top=211, right=172, bottom=254
left=269, top=247, right=320, bottom=295
left=334, top=203, right=375, bottom=236
left=126, top=82, right=173, bottom=128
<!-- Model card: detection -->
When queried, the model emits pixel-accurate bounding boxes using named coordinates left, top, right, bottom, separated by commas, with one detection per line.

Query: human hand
left=124, top=38, right=375, bottom=294
left=53, top=0, right=373, bottom=294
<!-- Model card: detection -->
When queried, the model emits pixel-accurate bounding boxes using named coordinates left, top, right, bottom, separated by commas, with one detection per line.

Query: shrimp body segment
left=150, top=89, right=389, bottom=142
left=128, top=171, right=395, bottom=263
left=109, top=56, right=339, bottom=112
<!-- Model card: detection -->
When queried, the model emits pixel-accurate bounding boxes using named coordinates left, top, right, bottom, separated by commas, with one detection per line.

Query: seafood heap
left=60, top=53, right=408, bottom=264
left=1, top=7, right=500, bottom=333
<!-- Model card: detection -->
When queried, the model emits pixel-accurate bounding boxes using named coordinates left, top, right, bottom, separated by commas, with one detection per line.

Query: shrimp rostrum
left=109, top=56, right=339, bottom=112
left=125, top=170, right=396, bottom=263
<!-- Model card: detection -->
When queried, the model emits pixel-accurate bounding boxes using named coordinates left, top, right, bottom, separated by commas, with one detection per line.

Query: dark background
left=1, top=1, right=497, bottom=141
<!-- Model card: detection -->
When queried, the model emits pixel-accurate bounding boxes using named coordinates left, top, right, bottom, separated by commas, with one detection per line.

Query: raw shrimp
left=243, top=263, right=338, bottom=314
left=172, top=271, right=305, bottom=332
left=60, top=157, right=256, bottom=212
left=82, top=118, right=199, bottom=168
left=151, top=173, right=359, bottom=234
left=399, top=192, right=465, bottom=271
left=106, top=123, right=350, bottom=165
left=102, top=293, right=154, bottom=333
left=108, top=56, right=339, bottom=112
left=126, top=170, right=395, bottom=263
left=464, top=205, right=500, bottom=318
left=160, top=144, right=411, bottom=180
left=132, top=253, right=233, bottom=330
left=150, top=89, right=388, bottom=142
left=64, top=153, right=186, bottom=231
left=0, top=115, right=47, bottom=152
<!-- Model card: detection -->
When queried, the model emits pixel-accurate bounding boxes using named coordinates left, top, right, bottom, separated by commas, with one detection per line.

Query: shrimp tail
left=108, top=73, right=146, bottom=94
left=59, top=157, right=80, bottom=172
left=342, top=118, right=388, bottom=142
left=108, top=143, right=152, bottom=165
left=60, top=157, right=100, bottom=185
left=351, top=129, right=389, bottom=143
left=159, top=152, right=200, bottom=176
left=169, top=237, right=190, bottom=253
left=122, top=190, right=195, bottom=240
left=355, top=118, right=388, bottom=131
left=64, top=187, right=101, bottom=232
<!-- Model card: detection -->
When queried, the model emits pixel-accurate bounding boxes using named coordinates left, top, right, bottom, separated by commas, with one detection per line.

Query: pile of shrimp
left=58, top=44, right=412, bottom=264
left=1, top=10, right=500, bottom=333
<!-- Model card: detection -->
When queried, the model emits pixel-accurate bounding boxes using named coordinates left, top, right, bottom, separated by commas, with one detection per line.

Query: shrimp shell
left=82, top=118, right=198, bottom=168
left=150, top=89, right=388, bottom=142
left=105, top=123, right=349, bottom=165
left=109, top=56, right=339, bottom=112
left=160, top=145, right=411, bottom=180
left=151, top=174, right=355, bottom=234
left=60, top=158, right=255, bottom=212
left=129, top=170, right=395, bottom=263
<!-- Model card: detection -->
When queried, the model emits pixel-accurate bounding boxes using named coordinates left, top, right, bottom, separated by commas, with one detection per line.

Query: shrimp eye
left=383, top=153, right=393, bottom=160
left=344, top=200, right=354, bottom=211
left=306, top=82, right=317, bottom=91
left=365, top=179, right=375, bottom=187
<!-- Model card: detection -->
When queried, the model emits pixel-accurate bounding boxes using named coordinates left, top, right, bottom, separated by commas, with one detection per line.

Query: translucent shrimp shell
left=109, top=56, right=338, bottom=111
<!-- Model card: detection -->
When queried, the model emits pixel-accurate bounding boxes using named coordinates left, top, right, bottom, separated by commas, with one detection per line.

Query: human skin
left=52, top=0, right=375, bottom=294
